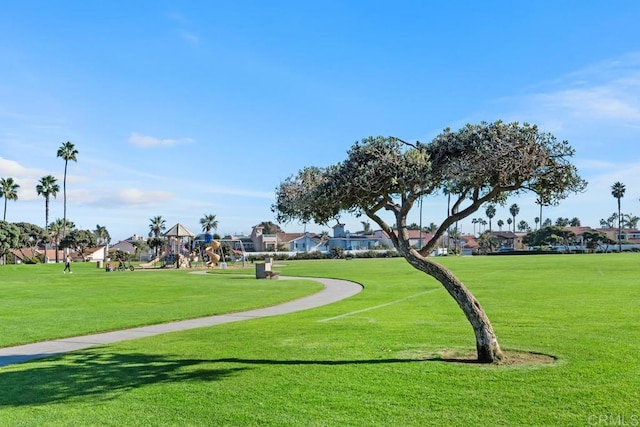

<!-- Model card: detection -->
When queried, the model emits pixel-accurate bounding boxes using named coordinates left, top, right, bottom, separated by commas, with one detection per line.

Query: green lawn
left=1, top=254, right=638, bottom=426
left=0, top=263, right=322, bottom=347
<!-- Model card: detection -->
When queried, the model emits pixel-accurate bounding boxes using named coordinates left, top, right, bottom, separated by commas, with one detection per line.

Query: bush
left=294, top=251, right=327, bottom=260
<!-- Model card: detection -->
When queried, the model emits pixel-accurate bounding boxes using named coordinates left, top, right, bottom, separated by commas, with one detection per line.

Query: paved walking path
left=0, top=276, right=362, bottom=368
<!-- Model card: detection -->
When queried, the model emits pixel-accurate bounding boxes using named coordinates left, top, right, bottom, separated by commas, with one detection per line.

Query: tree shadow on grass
left=0, top=352, right=465, bottom=407
left=0, top=351, right=247, bottom=407
left=0, top=350, right=554, bottom=406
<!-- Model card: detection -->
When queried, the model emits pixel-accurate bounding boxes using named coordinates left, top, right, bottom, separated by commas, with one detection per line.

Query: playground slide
left=139, top=251, right=166, bottom=268
left=205, top=241, right=221, bottom=267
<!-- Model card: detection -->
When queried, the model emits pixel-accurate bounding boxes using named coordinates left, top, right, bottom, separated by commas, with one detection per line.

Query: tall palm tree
left=200, top=214, right=219, bottom=234
left=611, top=181, right=626, bottom=251
left=35, top=175, right=60, bottom=233
left=485, top=204, right=496, bottom=232
left=1, top=177, right=20, bottom=221
left=56, top=141, right=78, bottom=240
left=535, top=195, right=548, bottom=231
left=497, top=219, right=504, bottom=231
left=509, top=203, right=520, bottom=232
left=534, top=217, right=540, bottom=230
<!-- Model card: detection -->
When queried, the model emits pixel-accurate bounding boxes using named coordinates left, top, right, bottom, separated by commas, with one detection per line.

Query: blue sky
left=1, top=1, right=639, bottom=242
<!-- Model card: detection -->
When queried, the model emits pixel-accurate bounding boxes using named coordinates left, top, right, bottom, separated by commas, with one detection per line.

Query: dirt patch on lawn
left=400, top=348, right=557, bottom=366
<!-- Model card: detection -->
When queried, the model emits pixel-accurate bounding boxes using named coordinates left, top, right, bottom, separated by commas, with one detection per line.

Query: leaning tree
left=273, top=121, right=586, bottom=363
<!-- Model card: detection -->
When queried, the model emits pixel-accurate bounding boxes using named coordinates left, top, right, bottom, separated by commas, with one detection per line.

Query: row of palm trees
left=465, top=181, right=634, bottom=239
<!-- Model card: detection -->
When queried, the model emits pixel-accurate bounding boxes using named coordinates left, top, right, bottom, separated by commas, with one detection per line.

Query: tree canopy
left=0, top=221, right=19, bottom=262
left=275, top=121, right=586, bottom=256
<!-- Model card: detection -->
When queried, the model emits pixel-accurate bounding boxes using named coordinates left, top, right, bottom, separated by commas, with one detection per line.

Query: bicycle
left=117, top=260, right=135, bottom=271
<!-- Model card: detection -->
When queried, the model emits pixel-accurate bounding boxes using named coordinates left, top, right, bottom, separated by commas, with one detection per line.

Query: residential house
left=40, top=248, right=66, bottom=263
left=277, top=232, right=328, bottom=252
left=7, top=248, right=65, bottom=264
left=326, top=223, right=383, bottom=251
left=109, top=240, right=138, bottom=256
left=249, top=224, right=279, bottom=251
left=8, top=248, right=40, bottom=264
left=459, top=234, right=480, bottom=255
left=69, top=246, right=107, bottom=262
left=490, top=231, right=518, bottom=249
left=597, top=227, right=640, bottom=244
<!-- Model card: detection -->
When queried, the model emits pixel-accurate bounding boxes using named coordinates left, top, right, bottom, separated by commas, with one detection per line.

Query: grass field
left=0, top=263, right=322, bottom=347
left=0, top=254, right=638, bottom=426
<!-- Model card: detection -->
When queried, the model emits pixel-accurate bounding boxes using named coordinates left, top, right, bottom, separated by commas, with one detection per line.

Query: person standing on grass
left=63, top=257, right=72, bottom=274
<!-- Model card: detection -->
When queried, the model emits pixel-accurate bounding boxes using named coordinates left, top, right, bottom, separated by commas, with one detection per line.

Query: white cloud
left=0, top=157, right=45, bottom=178
left=178, top=31, right=200, bottom=46
left=535, top=85, right=640, bottom=122
left=129, top=132, right=194, bottom=148
left=483, top=52, right=640, bottom=134
left=117, top=188, right=174, bottom=206
left=64, top=187, right=174, bottom=210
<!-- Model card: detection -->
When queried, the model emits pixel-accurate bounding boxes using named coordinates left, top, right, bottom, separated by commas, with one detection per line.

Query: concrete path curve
left=0, top=276, right=362, bottom=368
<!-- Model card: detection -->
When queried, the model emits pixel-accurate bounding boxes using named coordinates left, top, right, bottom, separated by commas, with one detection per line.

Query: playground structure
left=133, top=223, right=248, bottom=269
left=205, top=240, right=222, bottom=267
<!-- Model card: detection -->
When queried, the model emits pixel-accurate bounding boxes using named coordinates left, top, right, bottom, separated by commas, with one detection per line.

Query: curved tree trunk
left=405, top=249, right=504, bottom=363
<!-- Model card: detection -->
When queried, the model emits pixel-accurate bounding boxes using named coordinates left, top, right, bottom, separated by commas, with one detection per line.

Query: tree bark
left=405, top=249, right=504, bottom=363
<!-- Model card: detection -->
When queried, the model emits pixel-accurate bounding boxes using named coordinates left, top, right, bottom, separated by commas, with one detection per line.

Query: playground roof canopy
left=164, top=223, right=195, bottom=238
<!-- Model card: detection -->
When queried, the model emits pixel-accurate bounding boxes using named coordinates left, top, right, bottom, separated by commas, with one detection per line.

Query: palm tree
left=149, top=215, right=166, bottom=238
left=485, top=204, right=496, bottom=232
left=534, top=217, right=540, bottom=230
left=50, top=218, right=75, bottom=263
left=35, top=175, right=60, bottom=233
left=497, top=219, right=504, bottom=231
left=148, top=215, right=166, bottom=257
left=535, top=195, right=549, bottom=231
left=49, top=219, right=63, bottom=263
left=1, top=177, right=20, bottom=221
left=611, top=181, right=626, bottom=251
left=509, top=203, right=520, bottom=233
left=360, top=220, right=371, bottom=234
left=471, top=218, right=479, bottom=235
left=93, top=224, right=111, bottom=246
left=506, top=218, right=512, bottom=231
left=606, top=213, right=618, bottom=228
left=56, top=141, right=78, bottom=240
left=623, top=214, right=639, bottom=229
left=200, top=214, right=219, bottom=234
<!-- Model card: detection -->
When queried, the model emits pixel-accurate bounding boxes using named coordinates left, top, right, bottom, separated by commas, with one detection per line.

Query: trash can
left=255, top=263, right=267, bottom=279
left=97, top=260, right=104, bottom=269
